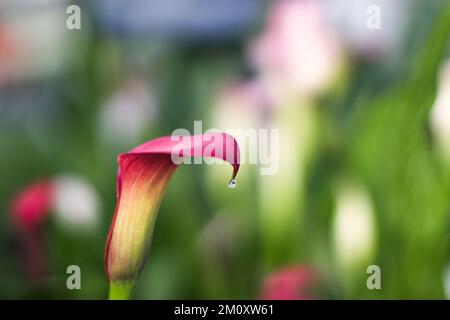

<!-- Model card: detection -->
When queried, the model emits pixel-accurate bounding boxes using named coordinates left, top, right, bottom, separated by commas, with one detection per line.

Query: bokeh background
left=1, top=0, right=450, bottom=299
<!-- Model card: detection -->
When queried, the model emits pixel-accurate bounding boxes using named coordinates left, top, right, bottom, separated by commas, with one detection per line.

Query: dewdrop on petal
left=208, top=80, right=268, bottom=189
left=228, top=179, right=237, bottom=189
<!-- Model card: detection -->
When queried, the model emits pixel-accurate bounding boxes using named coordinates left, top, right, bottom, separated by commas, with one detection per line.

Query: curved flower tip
left=259, top=265, right=319, bottom=300
left=105, top=133, right=240, bottom=299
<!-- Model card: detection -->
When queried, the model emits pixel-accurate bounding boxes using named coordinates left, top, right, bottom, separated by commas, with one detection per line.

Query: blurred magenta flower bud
left=259, top=265, right=319, bottom=300
left=105, top=133, right=240, bottom=299
left=10, top=176, right=101, bottom=280
left=10, top=180, right=54, bottom=280
left=10, top=181, right=54, bottom=232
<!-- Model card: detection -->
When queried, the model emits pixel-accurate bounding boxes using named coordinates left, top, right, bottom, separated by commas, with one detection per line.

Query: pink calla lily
left=105, top=133, right=240, bottom=299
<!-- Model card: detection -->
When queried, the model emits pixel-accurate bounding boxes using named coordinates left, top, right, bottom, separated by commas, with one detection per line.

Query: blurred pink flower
left=10, top=181, right=54, bottom=280
left=9, top=176, right=100, bottom=280
left=249, top=0, right=343, bottom=100
left=11, top=176, right=100, bottom=231
left=10, top=181, right=54, bottom=232
left=260, top=265, right=318, bottom=300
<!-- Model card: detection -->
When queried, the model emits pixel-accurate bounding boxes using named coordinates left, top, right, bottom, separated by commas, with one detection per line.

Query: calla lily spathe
left=105, top=133, right=240, bottom=299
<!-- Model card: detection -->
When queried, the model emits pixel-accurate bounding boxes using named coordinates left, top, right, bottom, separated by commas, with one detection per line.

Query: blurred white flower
left=53, top=176, right=100, bottom=231
left=99, top=76, right=157, bottom=146
left=332, top=179, right=376, bottom=270
left=430, top=59, right=450, bottom=162
left=248, top=0, right=343, bottom=100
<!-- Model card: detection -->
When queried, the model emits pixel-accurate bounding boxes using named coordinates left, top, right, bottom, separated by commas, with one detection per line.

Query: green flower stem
left=109, top=281, right=135, bottom=300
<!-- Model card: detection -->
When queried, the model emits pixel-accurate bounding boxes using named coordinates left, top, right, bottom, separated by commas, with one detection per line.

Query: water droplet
left=228, top=179, right=237, bottom=189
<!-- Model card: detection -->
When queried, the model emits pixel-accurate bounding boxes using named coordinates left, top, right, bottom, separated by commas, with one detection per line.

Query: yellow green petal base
left=109, top=281, right=135, bottom=300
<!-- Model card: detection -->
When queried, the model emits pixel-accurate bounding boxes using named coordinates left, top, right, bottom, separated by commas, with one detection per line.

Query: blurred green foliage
left=1, top=0, right=450, bottom=299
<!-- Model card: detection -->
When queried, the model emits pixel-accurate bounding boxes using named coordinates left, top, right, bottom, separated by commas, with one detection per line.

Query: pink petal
left=105, top=133, right=240, bottom=288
